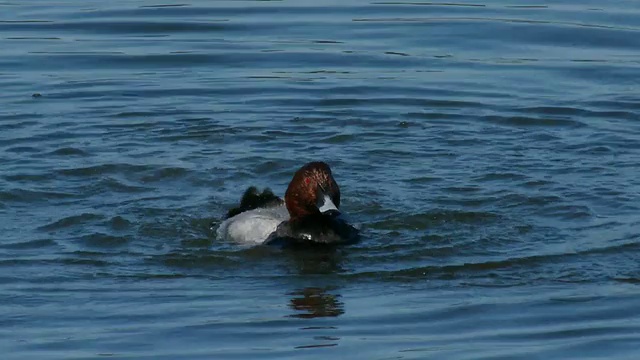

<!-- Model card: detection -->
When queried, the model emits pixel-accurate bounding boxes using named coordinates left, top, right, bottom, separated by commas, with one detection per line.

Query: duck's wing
left=225, top=186, right=284, bottom=219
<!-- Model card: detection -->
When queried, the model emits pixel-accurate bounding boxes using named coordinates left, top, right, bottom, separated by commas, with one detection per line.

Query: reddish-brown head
left=285, top=162, right=341, bottom=220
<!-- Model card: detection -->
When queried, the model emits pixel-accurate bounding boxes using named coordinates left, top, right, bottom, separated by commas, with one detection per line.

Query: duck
left=216, top=162, right=360, bottom=247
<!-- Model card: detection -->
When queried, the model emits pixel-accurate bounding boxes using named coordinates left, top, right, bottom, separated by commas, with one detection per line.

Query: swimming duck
left=216, top=162, right=359, bottom=247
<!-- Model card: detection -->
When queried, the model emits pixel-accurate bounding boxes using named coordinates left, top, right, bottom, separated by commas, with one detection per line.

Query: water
left=2, top=0, right=640, bottom=358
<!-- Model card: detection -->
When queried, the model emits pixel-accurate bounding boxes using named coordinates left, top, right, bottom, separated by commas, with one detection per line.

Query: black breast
left=264, top=213, right=360, bottom=248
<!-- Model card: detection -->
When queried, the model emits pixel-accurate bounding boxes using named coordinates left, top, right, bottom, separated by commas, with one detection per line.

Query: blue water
left=2, top=1, right=640, bottom=359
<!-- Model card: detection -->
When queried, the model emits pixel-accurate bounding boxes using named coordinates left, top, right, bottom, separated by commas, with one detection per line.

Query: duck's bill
left=318, top=194, right=339, bottom=214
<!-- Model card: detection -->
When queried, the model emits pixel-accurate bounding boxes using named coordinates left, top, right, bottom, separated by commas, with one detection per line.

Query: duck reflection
left=287, top=287, right=344, bottom=319
left=285, top=246, right=346, bottom=275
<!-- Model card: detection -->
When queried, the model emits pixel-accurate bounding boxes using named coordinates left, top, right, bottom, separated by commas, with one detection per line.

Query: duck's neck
left=288, top=212, right=333, bottom=228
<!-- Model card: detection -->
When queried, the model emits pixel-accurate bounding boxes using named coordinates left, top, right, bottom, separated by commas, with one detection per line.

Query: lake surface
left=2, top=0, right=640, bottom=358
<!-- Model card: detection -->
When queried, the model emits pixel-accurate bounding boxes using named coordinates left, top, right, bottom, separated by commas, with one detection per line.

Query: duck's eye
left=305, top=178, right=310, bottom=185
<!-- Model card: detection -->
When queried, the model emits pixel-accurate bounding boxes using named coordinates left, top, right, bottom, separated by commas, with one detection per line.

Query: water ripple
left=2, top=0, right=640, bottom=358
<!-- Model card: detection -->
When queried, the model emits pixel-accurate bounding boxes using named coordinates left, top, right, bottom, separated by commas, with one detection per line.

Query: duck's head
left=284, top=162, right=341, bottom=220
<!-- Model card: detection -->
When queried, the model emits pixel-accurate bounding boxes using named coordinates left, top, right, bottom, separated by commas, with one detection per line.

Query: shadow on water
left=281, top=245, right=347, bottom=275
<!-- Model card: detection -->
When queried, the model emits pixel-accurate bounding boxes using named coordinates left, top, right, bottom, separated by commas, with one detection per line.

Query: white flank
left=217, top=205, right=289, bottom=245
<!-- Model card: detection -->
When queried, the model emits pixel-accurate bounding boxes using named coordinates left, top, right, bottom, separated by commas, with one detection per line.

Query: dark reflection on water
left=284, top=246, right=347, bottom=275
left=288, top=287, right=345, bottom=319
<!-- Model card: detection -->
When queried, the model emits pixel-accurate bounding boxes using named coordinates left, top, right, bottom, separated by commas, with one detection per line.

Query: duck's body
left=265, top=213, right=359, bottom=247
left=217, top=204, right=289, bottom=245
left=217, top=162, right=359, bottom=246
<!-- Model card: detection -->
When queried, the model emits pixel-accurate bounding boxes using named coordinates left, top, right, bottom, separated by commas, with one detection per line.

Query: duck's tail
left=225, top=186, right=284, bottom=219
